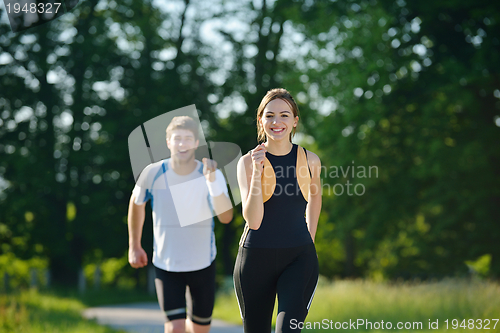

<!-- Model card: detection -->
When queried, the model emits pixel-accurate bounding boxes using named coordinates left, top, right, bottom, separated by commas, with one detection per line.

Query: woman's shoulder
left=302, top=147, right=321, bottom=166
left=238, top=151, right=252, bottom=168
left=240, top=151, right=251, bottom=161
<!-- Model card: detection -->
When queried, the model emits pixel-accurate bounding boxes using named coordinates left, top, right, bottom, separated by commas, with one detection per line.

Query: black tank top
left=243, top=144, right=313, bottom=248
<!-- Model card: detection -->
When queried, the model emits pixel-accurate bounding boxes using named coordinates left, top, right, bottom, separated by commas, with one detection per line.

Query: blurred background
left=0, top=0, right=499, bottom=330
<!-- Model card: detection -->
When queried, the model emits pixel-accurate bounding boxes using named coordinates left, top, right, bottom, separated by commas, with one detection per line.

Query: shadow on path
left=82, top=302, right=243, bottom=333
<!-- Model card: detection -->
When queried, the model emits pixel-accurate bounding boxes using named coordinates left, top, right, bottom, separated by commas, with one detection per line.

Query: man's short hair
left=166, top=116, right=199, bottom=141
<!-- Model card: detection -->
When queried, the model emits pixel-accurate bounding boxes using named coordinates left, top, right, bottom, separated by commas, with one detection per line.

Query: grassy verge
left=3, top=278, right=498, bottom=332
left=0, top=289, right=126, bottom=333
left=213, top=277, right=500, bottom=332
left=213, top=291, right=243, bottom=324
left=304, top=277, right=500, bottom=332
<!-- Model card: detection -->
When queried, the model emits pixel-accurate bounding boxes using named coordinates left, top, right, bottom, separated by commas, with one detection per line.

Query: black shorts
left=154, top=260, right=216, bottom=325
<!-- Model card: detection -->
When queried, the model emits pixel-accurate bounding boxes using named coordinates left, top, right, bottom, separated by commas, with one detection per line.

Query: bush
left=83, top=255, right=137, bottom=289
left=0, top=253, right=49, bottom=291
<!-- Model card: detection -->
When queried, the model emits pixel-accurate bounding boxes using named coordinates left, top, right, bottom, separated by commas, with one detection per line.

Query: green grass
left=0, top=288, right=126, bottom=333
left=3, top=279, right=499, bottom=332
left=213, top=277, right=500, bottom=332
left=213, top=291, right=243, bottom=324
left=305, top=277, right=500, bottom=332
left=213, top=291, right=278, bottom=326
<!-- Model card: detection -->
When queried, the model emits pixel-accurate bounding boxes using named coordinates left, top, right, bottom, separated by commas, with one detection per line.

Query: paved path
left=83, top=302, right=243, bottom=333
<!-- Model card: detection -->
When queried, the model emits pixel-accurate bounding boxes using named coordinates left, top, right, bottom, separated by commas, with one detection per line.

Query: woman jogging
left=234, top=88, right=322, bottom=333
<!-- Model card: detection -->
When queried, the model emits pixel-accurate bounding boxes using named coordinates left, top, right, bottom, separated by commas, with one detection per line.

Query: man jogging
left=128, top=116, right=233, bottom=333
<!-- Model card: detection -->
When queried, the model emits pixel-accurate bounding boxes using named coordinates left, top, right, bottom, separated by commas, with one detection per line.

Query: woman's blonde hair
left=256, top=88, right=300, bottom=143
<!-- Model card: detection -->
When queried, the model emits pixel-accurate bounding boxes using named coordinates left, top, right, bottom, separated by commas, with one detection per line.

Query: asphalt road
left=82, top=302, right=244, bottom=333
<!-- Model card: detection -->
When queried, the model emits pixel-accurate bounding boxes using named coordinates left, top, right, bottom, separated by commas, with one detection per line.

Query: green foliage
left=0, top=0, right=238, bottom=284
left=465, top=254, right=492, bottom=277
left=0, top=253, right=48, bottom=290
left=83, top=255, right=136, bottom=289
left=0, top=296, right=27, bottom=333
left=1, top=0, right=498, bottom=284
left=282, top=0, right=500, bottom=278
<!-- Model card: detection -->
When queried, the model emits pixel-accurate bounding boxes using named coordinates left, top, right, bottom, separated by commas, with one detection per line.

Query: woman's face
left=260, top=98, right=298, bottom=142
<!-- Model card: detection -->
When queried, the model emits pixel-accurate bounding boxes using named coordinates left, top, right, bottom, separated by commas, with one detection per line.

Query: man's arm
left=211, top=192, right=233, bottom=223
left=127, top=193, right=148, bottom=268
left=203, top=158, right=233, bottom=223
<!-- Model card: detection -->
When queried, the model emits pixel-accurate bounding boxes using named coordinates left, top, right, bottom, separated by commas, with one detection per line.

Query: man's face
left=166, top=129, right=199, bottom=162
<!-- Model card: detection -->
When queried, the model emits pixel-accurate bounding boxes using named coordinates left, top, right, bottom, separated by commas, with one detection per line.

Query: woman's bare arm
left=305, top=151, right=322, bottom=242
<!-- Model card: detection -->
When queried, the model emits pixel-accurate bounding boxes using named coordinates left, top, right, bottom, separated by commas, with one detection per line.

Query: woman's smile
left=261, top=98, right=298, bottom=141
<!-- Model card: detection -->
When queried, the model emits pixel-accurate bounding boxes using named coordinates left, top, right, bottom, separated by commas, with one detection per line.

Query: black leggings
left=233, top=243, right=319, bottom=333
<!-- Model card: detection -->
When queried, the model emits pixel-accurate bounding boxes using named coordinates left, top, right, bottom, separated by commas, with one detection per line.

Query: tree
left=283, top=0, right=500, bottom=278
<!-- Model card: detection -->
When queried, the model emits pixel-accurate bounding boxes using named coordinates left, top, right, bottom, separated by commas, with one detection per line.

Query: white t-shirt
left=133, top=159, right=228, bottom=272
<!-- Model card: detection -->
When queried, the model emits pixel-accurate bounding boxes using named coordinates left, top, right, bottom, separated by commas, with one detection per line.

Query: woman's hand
left=250, top=143, right=266, bottom=176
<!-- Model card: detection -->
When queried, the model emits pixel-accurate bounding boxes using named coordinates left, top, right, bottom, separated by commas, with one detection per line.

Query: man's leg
left=186, top=318, right=210, bottom=333
left=185, top=261, right=216, bottom=333
left=164, top=319, right=186, bottom=333
left=155, top=266, right=188, bottom=333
